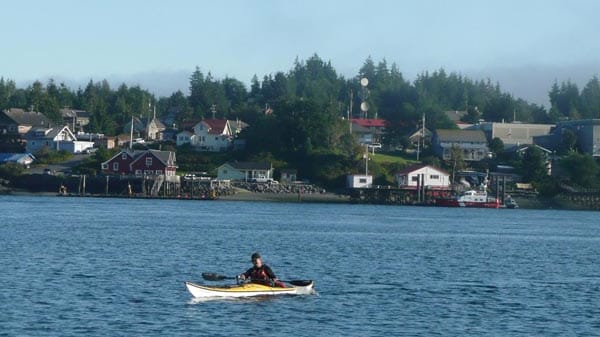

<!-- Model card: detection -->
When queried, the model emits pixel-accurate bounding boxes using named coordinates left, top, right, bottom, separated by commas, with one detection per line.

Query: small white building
left=395, top=164, right=450, bottom=189
left=217, top=161, right=273, bottom=181
left=346, top=174, right=373, bottom=188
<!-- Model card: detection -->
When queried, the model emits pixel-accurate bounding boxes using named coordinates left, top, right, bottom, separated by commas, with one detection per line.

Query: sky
left=3, top=0, right=600, bottom=107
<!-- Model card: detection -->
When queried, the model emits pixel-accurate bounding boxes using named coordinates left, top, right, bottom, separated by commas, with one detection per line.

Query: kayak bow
left=185, top=280, right=314, bottom=298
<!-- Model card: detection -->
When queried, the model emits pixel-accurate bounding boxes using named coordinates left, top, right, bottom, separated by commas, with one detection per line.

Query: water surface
left=1, top=196, right=599, bottom=336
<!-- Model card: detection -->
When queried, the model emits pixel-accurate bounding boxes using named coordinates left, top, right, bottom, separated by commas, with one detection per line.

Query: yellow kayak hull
left=185, top=281, right=314, bottom=298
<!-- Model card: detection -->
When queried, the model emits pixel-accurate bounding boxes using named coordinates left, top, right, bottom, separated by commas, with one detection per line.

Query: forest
left=2, top=54, right=600, bottom=188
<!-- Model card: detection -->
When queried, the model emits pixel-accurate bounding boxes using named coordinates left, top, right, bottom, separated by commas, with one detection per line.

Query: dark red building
left=101, top=149, right=177, bottom=176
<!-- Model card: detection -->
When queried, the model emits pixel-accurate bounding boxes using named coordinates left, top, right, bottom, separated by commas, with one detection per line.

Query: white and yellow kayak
left=185, top=280, right=314, bottom=298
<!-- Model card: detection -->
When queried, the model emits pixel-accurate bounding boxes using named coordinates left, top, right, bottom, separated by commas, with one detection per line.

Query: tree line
left=2, top=55, right=600, bottom=187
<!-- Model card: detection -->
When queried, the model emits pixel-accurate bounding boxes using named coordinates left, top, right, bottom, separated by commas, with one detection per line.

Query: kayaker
left=239, top=252, right=286, bottom=288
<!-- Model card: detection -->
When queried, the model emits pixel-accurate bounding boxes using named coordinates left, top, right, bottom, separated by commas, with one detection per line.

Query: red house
left=101, top=149, right=177, bottom=176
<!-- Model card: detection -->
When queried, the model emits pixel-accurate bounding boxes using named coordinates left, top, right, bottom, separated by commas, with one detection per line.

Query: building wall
left=396, top=167, right=450, bottom=188
left=346, top=175, right=373, bottom=188
left=217, top=164, right=246, bottom=180
left=131, top=153, right=171, bottom=176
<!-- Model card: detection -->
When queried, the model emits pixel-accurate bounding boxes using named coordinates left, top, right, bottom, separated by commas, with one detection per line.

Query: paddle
left=201, top=272, right=312, bottom=287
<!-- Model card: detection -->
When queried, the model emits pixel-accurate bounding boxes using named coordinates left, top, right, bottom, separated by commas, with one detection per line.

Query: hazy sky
left=3, top=0, right=600, bottom=106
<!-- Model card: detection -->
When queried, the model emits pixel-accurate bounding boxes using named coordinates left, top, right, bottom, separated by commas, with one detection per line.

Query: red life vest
left=250, top=267, right=269, bottom=280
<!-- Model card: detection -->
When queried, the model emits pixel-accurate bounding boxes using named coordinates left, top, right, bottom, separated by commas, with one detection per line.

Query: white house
left=192, top=119, right=235, bottom=152
left=25, top=125, right=94, bottom=154
left=176, top=131, right=195, bottom=146
left=217, top=161, right=273, bottom=181
left=346, top=174, right=373, bottom=188
left=395, top=165, right=450, bottom=189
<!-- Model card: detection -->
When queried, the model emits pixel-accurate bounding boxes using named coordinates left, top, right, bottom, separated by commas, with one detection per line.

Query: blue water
left=1, top=196, right=599, bottom=336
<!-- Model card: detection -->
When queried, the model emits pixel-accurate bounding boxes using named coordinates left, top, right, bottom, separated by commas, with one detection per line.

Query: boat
left=435, top=189, right=501, bottom=208
left=184, top=280, right=315, bottom=298
left=504, top=195, right=519, bottom=209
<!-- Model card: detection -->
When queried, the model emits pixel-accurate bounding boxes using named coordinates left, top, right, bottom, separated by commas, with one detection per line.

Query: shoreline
left=2, top=186, right=599, bottom=211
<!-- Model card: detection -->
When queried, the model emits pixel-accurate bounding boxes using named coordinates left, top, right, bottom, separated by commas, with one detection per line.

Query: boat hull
left=435, top=199, right=500, bottom=208
left=185, top=281, right=314, bottom=298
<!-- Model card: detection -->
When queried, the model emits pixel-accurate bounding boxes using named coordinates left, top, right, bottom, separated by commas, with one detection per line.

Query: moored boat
left=184, top=280, right=314, bottom=298
left=435, top=189, right=501, bottom=208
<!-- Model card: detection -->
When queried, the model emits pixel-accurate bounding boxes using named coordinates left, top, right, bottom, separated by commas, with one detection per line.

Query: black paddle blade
left=287, top=280, right=312, bottom=287
left=201, top=272, right=229, bottom=281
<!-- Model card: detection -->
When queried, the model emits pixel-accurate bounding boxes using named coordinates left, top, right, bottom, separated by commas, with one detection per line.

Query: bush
left=0, top=163, right=25, bottom=179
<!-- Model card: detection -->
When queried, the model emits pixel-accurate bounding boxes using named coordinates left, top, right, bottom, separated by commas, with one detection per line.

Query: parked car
left=251, top=175, right=272, bottom=183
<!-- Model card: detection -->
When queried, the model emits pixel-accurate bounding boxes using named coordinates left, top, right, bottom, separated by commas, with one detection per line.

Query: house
left=130, top=149, right=177, bottom=177
left=471, top=122, right=554, bottom=151
left=0, top=108, right=53, bottom=136
left=192, top=119, right=235, bottom=151
left=161, top=127, right=178, bottom=142
left=60, top=108, right=90, bottom=132
left=101, top=149, right=177, bottom=176
left=395, top=164, right=450, bottom=189
left=346, top=174, right=373, bottom=188
left=408, top=127, right=433, bottom=147
left=25, top=125, right=94, bottom=154
left=176, top=131, right=195, bottom=146
left=217, top=161, right=273, bottom=181
left=95, top=136, right=116, bottom=150
left=432, top=129, right=489, bottom=161
left=0, top=153, right=35, bottom=166
left=146, top=117, right=166, bottom=141
left=534, top=119, right=600, bottom=157
left=280, top=169, right=298, bottom=184
left=351, top=118, right=386, bottom=145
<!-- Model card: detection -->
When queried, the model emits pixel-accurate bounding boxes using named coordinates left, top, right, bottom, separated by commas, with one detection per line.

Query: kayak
left=185, top=280, right=314, bottom=298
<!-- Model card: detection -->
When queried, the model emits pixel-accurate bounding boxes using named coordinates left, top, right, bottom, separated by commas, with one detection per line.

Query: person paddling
left=239, top=252, right=286, bottom=288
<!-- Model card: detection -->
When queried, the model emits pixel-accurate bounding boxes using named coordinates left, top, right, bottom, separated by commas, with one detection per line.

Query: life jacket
left=250, top=266, right=269, bottom=280
left=249, top=266, right=286, bottom=288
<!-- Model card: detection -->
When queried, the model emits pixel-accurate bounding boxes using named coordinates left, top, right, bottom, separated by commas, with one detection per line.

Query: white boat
left=184, top=280, right=315, bottom=298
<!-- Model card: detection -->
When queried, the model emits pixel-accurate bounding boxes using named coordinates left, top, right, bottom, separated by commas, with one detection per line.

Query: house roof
left=0, top=153, right=35, bottom=163
left=228, top=119, right=249, bottom=133
left=147, top=149, right=176, bottom=166
left=351, top=118, right=386, bottom=128
left=436, top=129, right=487, bottom=143
left=101, top=149, right=143, bottom=166
left=26, top=125, right=76, bottom=140
left=60, top=108, right=89, bottom=118
left=396, top=164, right=449, bottom=176
left=202, top=119, right=228, bottom=134
left=149, top=117, right=166, bottom=130
left=177, top=130, right=193, bottom=136
left=2, top=108, right=52, bottom=128
left=226, top=161, right=271, bottom=170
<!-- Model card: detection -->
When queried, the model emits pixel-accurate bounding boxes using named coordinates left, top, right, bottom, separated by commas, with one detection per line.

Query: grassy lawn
left=370, top=151, right=417, bottom=166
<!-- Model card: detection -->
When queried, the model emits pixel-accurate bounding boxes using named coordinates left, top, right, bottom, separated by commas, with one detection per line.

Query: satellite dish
left=360, top=102, right=369, bottom=112
left=360, top=78, right=369, bottom=87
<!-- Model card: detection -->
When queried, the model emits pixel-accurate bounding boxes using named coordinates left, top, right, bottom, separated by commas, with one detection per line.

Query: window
left=430, top=175, right=439, bottom=180
left=215, top=136, right=218, bottom=141
left=155, top=170, right=162, bottom=175
left=101, top=163, right=108, bottom=170
left=113, top=162, right=119, bottom=171
left=144, top=170, right=152, bottom=175
left=135, top=170, right=142, bottom=176
left=122, top=153, right=127, bottom=160
left=146, top=157, right=152, bottom=166
left=359, top=178, right=367, bottom=183
left=411, top=176, right=419, bottom=181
